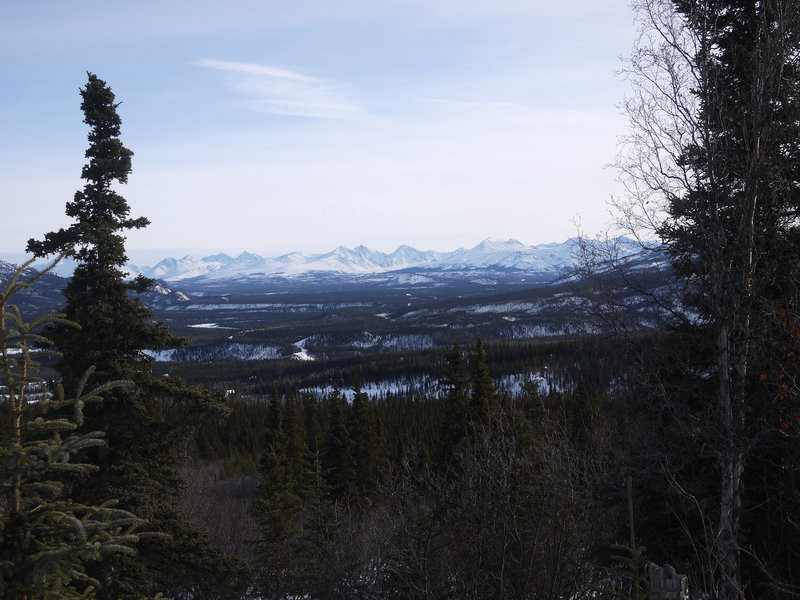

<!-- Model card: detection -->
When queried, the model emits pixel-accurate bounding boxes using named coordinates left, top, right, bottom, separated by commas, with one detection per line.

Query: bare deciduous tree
left=604, top=1, right=800, bottom=598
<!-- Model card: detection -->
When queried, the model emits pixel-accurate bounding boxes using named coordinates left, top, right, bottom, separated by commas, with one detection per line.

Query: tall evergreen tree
left=302, top=391, right=323, bottom=455
left=619, top=1, right=800, bottom=597
left=323, top=386, right=356, bottom=498
left=350, top=379, right=379, bottom=495
left=253, top=397, right=328, bottom=599
left=26, top=73, right=247, bottom=599
left=568, top=380, right=595, bottom=445
left=436, top=342, right=469, bottom=466
left=659, top=3, right=800, bottom=597
left=469, top=336, right=496, bottom=422
left=284, top=397, right=317, bottom=499
left=253, top=397, right=298, bottom=597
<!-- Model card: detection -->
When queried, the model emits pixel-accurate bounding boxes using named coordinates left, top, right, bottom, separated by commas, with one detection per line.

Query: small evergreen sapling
left=596, top=477, right=648, bottom=600
left=0, top=259, right=143, bottom=600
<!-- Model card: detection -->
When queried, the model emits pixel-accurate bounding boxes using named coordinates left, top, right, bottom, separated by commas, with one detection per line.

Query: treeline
left=187, top=338, right=607, bottom=475
left=180, top=338, right=617, bottom=599
left=158, top=335, right=621, bottom=401
left=175, top=308, right=800, bottom=600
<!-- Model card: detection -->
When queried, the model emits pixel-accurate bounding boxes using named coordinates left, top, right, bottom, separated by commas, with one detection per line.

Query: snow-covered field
left=146, top=342, right=282, bottom=362
left=302, top=371, right=556, bottom=401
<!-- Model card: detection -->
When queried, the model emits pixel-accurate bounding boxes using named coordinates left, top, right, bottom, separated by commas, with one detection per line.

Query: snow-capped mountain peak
left=126, top=238, right=588, bottom=282
left=473, top=238, right=527, bottom=252
left=202, top=253, right=235, bottom=265
left=25, top=237, right=652, bottom=286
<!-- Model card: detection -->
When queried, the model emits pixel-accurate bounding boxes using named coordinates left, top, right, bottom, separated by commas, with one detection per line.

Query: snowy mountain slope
left=128, top=237, right=642, bottom=284
left=17, top=237, right=661, bottom=294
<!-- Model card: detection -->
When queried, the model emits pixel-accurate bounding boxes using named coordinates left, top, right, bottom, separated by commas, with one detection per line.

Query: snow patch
left=146, top=343, right=281, bottom=362
left=292, top=338, right=315, bottom=361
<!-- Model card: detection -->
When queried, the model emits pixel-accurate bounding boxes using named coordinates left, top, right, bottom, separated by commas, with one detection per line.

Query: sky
left=0, top=1, right=636, bottom=266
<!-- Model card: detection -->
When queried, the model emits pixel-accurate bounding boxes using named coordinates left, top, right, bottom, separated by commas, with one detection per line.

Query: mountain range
left=15, top=237, right=662, bottom=295
left=3, top=238, right=674, bottom=358
left=111, top=237, right=644, bottom=287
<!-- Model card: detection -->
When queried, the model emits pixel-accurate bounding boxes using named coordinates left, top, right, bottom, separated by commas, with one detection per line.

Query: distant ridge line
left=21, top=237, right=655, bottom=283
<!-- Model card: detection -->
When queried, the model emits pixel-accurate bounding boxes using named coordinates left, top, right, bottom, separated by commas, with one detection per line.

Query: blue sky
left=1, top=1, right=635, bottom=265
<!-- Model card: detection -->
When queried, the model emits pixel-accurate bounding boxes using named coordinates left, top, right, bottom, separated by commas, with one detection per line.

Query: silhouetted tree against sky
left=27, top=73, right=247, bottom=599
left=615, top=1, right=800, bottom=598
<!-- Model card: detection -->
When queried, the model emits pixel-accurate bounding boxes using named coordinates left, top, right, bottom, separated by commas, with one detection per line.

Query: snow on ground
left=501, top=323, right=600, bottom=339
left=305, top=376, right=441, bottom=400
left=388, top=273, right=435, bottom=285
left=292, top=338, right=315, bottom=361
left=303, top=371, right=558, bottom=401
left=145, top=349, right=177, bottom=361
left=188, top=322, right=236, bottom=329
left=171, top=302, right=373, bottom=312
left=146, top=343, right=282, bottom=362
left=450, top=301, right=544, bottom=315
left=171, top=303, right=327, bottom=312
left=346, top=332, right=434, bottom=351
left=496, top=372, right=558, bottom=395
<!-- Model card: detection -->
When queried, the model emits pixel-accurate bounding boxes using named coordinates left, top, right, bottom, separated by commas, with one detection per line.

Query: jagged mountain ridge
left=15, top=237, right=663, bottom=295
left=128, top=237, right=642, bottom=284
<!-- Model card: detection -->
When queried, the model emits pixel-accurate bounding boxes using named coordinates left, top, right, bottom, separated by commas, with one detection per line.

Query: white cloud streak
left=194, top=59, right=364, bottom=120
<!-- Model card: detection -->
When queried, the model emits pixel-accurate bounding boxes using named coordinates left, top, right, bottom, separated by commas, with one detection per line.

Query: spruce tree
left=350, top=379, right=379, bottom=495
left=284, top=397, right=312, bottom=484
left=253, top=397, right=328, bottom=599
left=568, top=380, right=595, bottom=445
left=436, top=342, right=469, bottom=466
left=302, top=392, right=322, bottom=455
left=469, top=336, right=496, bottom=422
left=0, top=260, right=142, bottom=600
left=658, top=4, right=800, bottom=598
left=26, top=73, right=247, bottom=599
left=620, top=1, right=800, bottom=596
left=253, top=397, right=298, bottom=597
left=323, top=386, right=356, bottom=498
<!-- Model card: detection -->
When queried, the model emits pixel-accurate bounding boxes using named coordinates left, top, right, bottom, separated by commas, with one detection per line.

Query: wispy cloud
left=194, top=59, right=364, bottom=120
